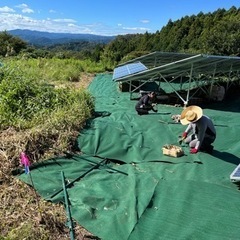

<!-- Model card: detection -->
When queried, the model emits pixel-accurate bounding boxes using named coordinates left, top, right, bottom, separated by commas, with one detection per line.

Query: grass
left=0, top=57, right=100, bottom=239
left=3, top=57, right=107, bottom=83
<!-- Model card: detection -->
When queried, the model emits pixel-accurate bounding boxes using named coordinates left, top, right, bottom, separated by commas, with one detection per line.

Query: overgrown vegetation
left=0, top=59, right=95, bottom=130
left=0, top=31, right=27, bottom=57
left=0, top=59, right=96, bottom=240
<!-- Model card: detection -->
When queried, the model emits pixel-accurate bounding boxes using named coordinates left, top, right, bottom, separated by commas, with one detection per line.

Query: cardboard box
left=162, top=144, right=184, bottom=157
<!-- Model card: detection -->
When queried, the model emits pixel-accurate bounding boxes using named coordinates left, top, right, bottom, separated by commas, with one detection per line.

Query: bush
left=0, top=63, right=94, bottom=130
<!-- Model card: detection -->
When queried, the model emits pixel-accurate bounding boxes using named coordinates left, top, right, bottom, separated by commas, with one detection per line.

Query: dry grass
left=0, top=74, right=99, bottom=240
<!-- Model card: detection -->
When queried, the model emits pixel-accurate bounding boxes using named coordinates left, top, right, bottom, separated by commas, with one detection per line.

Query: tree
left=0, top=31, right=27, bottom=56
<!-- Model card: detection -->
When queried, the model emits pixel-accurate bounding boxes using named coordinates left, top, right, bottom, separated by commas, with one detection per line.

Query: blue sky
left=0, top=0, right=239, bottom=36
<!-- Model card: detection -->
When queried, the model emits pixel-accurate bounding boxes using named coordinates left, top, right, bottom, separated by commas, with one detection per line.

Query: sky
left=0, top=0, right=239, bottom=36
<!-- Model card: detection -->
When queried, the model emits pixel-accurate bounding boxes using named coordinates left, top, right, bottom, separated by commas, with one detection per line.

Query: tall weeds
left=0, top=59, right=94, bottom=130
left=0, top=57, right=96, bottom=239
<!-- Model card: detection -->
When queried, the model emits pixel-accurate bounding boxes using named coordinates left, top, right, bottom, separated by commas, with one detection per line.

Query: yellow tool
left=178, top=136, right=186, bottom=145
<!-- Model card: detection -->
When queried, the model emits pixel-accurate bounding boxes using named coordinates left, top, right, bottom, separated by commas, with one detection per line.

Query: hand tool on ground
left=50, top=159, right=106, bottom=199
left=178, top=136, right=186, bottom=145
left=61, top=171, right=75, bottom=240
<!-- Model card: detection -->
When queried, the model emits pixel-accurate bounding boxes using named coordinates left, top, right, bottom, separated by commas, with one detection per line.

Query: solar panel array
left=230, top=164, right=240, bottom=182
left=112, top=62, right=147, bottom=81
left=113, top=52, right=240, bottom=83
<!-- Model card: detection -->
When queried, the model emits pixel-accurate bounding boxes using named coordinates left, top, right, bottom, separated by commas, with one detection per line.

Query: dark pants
left=135, top=104, right=154, bottom=115
left=136, top=107, right=150, bottom=115
left=200, top=136, right=216, bottom=150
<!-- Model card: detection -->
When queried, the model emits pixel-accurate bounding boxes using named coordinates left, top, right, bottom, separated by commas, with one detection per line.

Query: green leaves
left=0, top=31, right=27, bottom=56
left=0, top=64, right=94, bottom=130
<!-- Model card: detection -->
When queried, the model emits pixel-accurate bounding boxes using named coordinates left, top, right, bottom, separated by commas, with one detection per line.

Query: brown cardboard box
left=162, top=145, right=184, bottom=157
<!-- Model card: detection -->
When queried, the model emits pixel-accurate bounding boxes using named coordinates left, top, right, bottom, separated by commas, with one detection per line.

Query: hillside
left=8, top=29, right=115, bottom=46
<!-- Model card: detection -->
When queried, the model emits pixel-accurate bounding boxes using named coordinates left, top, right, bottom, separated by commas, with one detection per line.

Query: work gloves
left=181, top=132, right=198, bottom=154
left=182, top=132, right=188, bottom=138
left=190, top=148, right=198, bottom=154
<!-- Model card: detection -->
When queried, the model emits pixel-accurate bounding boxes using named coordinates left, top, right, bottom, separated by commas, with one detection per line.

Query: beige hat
left=180, top=105, right=203, bottom=125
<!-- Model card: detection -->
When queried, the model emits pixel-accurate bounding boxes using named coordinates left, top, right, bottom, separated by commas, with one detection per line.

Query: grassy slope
left=0, top=58, right=100, bottom=240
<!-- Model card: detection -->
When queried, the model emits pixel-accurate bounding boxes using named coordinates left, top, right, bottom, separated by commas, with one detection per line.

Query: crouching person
left=135, top=91, right=157, bottom=115
left=180, top=105, right=216, bottom=154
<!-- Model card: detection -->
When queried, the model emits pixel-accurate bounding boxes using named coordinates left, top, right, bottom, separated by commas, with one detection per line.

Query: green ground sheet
left=19, top=74, right=240, bottom=240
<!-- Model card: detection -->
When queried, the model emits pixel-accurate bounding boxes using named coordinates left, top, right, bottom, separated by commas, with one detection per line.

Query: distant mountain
left=8, top=29, right=115, bottom=46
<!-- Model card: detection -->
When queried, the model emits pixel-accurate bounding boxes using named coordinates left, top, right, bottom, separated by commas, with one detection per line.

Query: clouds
left=0, top=4, right=34, bottom=14
left=140, top=19, right=150, bottom=24
left=53, top=18, right=77, bottom=23
left=0, top=3, right=151, bottom=35
left=0, top=6, right=15, bottom=13
left=16, top=4, right=34, bottom=14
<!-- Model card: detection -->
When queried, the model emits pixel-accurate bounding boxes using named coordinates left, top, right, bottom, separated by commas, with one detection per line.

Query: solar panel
left=230, top=164, right=240, bottom=182
left=112, top=62, right=147, bottom=81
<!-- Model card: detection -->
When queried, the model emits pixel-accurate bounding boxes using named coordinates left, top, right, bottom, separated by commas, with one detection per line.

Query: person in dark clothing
left=180, top=105, right=216, bottom=154
left=135, top=92, right=158, bottom=115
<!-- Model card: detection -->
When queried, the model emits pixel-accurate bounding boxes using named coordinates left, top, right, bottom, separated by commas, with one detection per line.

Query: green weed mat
left=18, top=74, right=240, bottom=240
